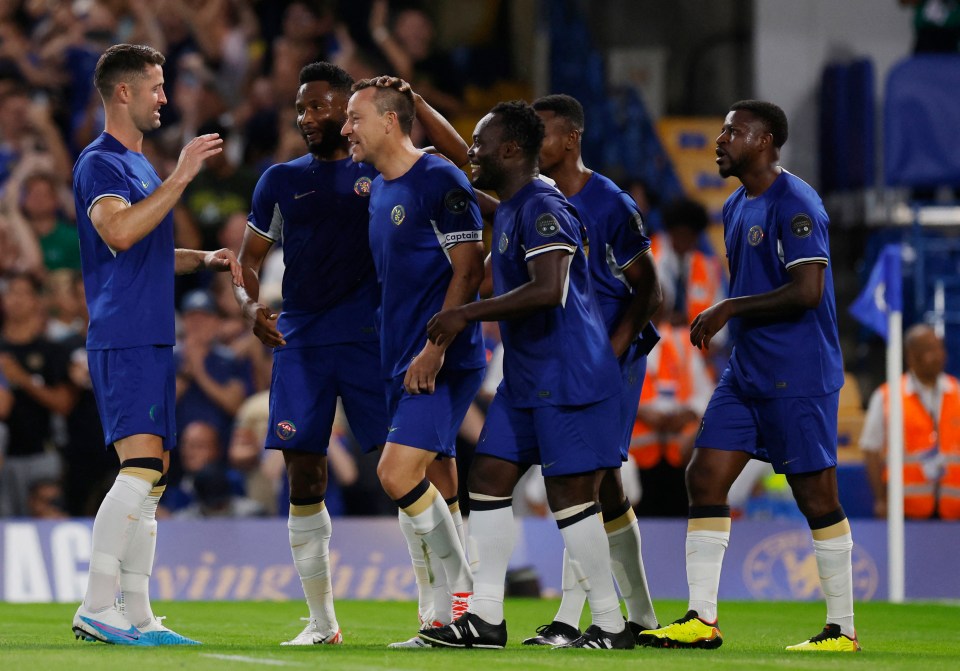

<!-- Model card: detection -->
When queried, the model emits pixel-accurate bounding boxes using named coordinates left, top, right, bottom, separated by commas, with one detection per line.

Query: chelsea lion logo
left=743, top=530, right=877, bottom=600
left=276, top=420, right=297, bottom=440
left=391, top=205, right=406, bottom=226
left=354, top=176, right=372, bottom=196
left=747, top=225, right=764, bottom=246
left=498, top=231, right=509, bottom=254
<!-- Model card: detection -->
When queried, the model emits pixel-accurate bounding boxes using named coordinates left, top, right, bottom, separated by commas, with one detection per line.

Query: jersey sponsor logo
left=498, top=231, right=509, bottom=254
left=743, top=530, right=878, bottom=600
left=293, top=190, right=317, bottom=200
left=391, top=205, right=406, bottom=226
left=536, top=213, right=560, bottom=237
left=354, top=177, right=372, bottom=196
left=444, top=187, right=469, bottom=214
left=791, top=213, right=813, bottom=238
left=275, top=420, right=297, bottom=440
left=747, top=224, right=764, bottom=246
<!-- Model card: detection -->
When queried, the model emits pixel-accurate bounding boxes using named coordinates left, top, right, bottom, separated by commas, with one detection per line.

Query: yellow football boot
left=786, top=624, right=861, bottom=652
left=637, top=610, right=722, bottom=649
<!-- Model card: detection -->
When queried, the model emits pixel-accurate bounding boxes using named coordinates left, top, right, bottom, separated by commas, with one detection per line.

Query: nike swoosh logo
left=140, top=180, right=148, bottom=188
left=542, top=461, right=557, bottom=470
left=291, top=542, right=307, bottom=548
left=294, top=190, right=317, bottom=200
left=81, top=616, right=140, bottom=640
left=388, top=426, right=399, bottom=433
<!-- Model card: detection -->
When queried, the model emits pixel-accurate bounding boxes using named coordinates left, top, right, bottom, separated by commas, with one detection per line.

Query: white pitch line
left=199, top=653, right=309, bottom=667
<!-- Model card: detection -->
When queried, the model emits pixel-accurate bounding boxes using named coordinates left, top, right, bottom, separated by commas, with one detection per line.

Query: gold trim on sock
left=604, top=506, right=637, bottom=534
left=290, top=501, right=327, bottom=517
left=448, top=500, right=460, bottom=514
left=120, top=467, right=162, bottom=484
left=402, top=484, right=438, bottom=517
left=811, top=518, right=851, bottom=541
left=687, top=517, right=732, bottom=533
left=149, top=483, right=167, bottom=498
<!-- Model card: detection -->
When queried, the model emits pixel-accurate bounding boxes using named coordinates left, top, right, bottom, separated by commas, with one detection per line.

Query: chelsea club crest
left=748, top=225, right=764, bottom=246
left=391, top=205, right=405, bottom=226
left=354, top=176, right=372, bottom=196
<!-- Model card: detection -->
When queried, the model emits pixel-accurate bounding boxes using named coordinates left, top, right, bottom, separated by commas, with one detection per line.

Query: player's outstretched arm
left=89, top=133, right=223, bottom=252
left=427, top=249, right=572, bottom=346
left=690, top=261, right=824, bottom=351
left=173, top=248, right=244, bottom=288
left=233, top=227, right=286, bottom=348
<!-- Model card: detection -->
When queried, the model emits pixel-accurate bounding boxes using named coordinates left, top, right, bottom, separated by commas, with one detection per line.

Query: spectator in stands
left=901, top=0, right=960, bottom=53
left=162, top=419, right=245, bottom=515
left=0, top=272, right=75, bottom=517
left=860, top=323, right=960, bottom=520
left=27, top=477, right=68, bottom=519
left=4, top=166, right=80, bottom=272
left=44, top=269, right=87, bottom=343
left=175, top=463, right=267, bottom=518
left=228, top=389, right=285, bottom=515
left=175, top=288, right=253, bottom=450
left=0, top=82, right=73, bottom=191
left=631, top=316, right=714, bottom=517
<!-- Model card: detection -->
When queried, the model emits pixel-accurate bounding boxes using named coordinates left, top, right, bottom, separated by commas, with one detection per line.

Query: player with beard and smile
left=233, top=63, right=470, bottom=647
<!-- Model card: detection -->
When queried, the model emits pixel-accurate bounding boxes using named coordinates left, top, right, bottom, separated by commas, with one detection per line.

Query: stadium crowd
left=0, top=0, right=729, bottom=523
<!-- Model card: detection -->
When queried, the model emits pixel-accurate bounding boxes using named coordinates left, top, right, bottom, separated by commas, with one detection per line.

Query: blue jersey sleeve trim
left=86, top=193, right=129, bottom=219
left=246, top=219, right=276, bottom=242
left=618, top=247, right=651, bottom=271
left=784, top=256, right=828, bottom=269
left=524, top=242, right=576, bottom=260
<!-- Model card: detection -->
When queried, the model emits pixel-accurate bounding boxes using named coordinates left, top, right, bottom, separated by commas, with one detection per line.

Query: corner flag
left=848, top=244, right=903, bottom=340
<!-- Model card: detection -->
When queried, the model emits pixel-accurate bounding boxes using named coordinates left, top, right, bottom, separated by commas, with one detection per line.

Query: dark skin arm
left=691, top=261, right=825, bottom=350
left=427, top=249, right=572, bottom=346
left=233, top=227, right=285, bottom=347
left=609, top=250, right=662, bottom=358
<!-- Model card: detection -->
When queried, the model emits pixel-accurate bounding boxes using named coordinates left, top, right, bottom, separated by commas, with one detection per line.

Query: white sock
left=85, top=473, right=154, bottom=612
left=288, top=503, right=337, bottom=633
left=554, top=549, right=586, bottom=629
left=449, top=499, right=467, bottom=557
left=429, top=543, right=452, bottom=625
left=556, top=504, right=624, bottom=634
left=402, top=484, right=472, bottom=595
left=119, top=486, right=163, bottom=628
left=465, top=500, right=514, bottom=625
left=813, top=530, right=855, bottom=638
left=398, top=510, right=435, bottom=623
left=607, top=509, right=657, bottom=629
left=686, top=529, right=729, bottom=623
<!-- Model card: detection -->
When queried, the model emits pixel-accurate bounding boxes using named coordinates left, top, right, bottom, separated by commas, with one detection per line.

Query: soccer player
left=423, top=101, right=632, bottom=650
left=234, top=65, right=474, bottom=646
left=341, top=78, right=485, bottom=641
left=517, top=93, right=661, bottom=646
left=72, top=43, right=243, bottom=646
left=638, top=100, right=860, bottom=652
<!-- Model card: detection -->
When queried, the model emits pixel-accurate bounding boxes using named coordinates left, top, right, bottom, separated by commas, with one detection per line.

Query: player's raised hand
left=203, top=248, right=244, bottom=287
left=174, top=133, right=223, bottom=182
left=372, top=75, right=412, bottom=93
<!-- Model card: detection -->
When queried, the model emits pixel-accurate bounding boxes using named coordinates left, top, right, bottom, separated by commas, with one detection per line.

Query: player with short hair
left=423, top=101, right=633, bottom=650
left=518, top=93, right=662, bottom=646
left=340, top=78, right=485, bottom=643
left=639, top=100, right=859, bottom=652
left=72, top=43, right=242, bottom=646
left=235, top=65, right=473, bottom=646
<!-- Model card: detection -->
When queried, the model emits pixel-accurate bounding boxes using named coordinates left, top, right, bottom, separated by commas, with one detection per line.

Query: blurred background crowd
left=0, top=0, right=957, bottom=524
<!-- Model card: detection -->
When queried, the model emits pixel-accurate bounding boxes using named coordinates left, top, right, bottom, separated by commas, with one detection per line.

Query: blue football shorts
left=265, top=341, right=388, bottom=453
left=477, top=393, right=622, bottom=477
left=88, top=345, right=177, bottom=450
left=694, top=373, right=839, bottom=475
left=384, top=367, right=485, bottom=457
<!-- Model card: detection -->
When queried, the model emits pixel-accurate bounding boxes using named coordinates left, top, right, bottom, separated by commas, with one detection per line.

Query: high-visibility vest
left=881, top=374, right=960, bottom=520
left=630, top=323, right=699, bottom=469
left=651, top=237, right=722, bottom=324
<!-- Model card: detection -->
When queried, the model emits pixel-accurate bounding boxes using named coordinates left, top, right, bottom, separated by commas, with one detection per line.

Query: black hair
left=94, top=44, right=165, bottom=98
left=532, top=93, right=585, bottom=132
left=299, top=61, right=354, bottom=94
left=662, top=197, right=710, bottom=234
left=729, top=99, right=789, bottom=148
left=489, top=100, right=545, bottom=162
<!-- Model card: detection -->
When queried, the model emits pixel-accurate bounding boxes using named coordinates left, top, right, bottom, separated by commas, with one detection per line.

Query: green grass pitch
left=2, top=599, right=958, bottom=670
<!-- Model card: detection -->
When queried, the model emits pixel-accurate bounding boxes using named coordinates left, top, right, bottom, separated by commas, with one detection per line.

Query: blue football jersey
left=73, top=132, right=174, bottom=350
left=368, top=153, right=485, bottom=378
left=722, top=170, right=843, bottom=397
left=492, top=179, right=621, bottom=407
left=248, top=155, right=380, bottom=347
